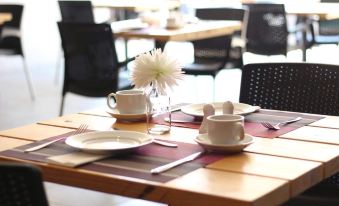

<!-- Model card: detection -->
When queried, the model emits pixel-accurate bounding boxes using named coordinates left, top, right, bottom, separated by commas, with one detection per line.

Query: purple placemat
left=152, top=110, right=324, bottom=138
left=0, top=132, right=224, bottom=183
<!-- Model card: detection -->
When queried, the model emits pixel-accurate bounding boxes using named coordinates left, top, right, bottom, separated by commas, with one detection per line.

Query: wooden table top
left=112, top=19, right=241, bottom=42
left=284, top=2, right=339, bottom=19
left=0, top=13, right=12, bottom=25
left=1, top=108, right=339, bottom=206
left=92, top=0, right=180, bottom=12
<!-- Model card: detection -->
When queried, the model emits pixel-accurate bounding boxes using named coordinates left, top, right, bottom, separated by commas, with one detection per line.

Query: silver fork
left=24, top=124, right=88, bottom=152
left=261, top=117, right=303, bottom=130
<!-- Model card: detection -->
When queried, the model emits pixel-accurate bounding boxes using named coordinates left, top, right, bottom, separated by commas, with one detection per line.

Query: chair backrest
left=192, top=8, right=244, bottom=65
left=58, top=22, right=123, bottom=97
left=0, top=4, right=23, bottom=28
left=0, top=163, right=49, bottom=206
left=240, top=63, right=339, bottom=116
left=0, top=4, right=24, bottom=54
left=318, top=18, right=339, bottom=36
left=243, top=4, right=288, bottom=56
left=58, top=1, right=94, bottom=23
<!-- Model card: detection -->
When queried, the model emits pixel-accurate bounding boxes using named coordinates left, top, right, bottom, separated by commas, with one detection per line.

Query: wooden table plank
left=38, top=114, right=116, bottom=131
left=165, top=168, right=289, bottom=206
left=309, top=116, right=339, bottom=129
left=0, top=124, right=73, bottom=141
left=79, top=107, right=112, bottom=118
left=0, top=136, right=31, bottom=151
left=207, top=152, right=322, bottom=197
left=245, top=137, right=339, bottom=178
left=280, top=126, right=339, bottom=145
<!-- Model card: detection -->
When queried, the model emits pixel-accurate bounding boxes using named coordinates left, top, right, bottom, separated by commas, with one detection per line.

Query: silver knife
left=151, top=152, right=203, bottom=174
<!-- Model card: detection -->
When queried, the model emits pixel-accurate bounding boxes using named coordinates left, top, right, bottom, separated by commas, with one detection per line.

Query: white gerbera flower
left=131, top=48, right=183, bottom=95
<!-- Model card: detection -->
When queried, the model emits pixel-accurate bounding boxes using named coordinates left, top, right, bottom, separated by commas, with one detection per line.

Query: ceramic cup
left=106, top=90, right=146, bottom=114
left=207, top=114, right=245, bottom=145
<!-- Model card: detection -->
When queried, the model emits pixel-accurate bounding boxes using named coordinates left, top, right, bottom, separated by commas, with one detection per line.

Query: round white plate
left=181, top=102, right=260, bottom=118
left=65, top=131, right=153, bottom=154
left=195, top=134, right=254, bottom=154
left=107, top=108, right=146, bottom=122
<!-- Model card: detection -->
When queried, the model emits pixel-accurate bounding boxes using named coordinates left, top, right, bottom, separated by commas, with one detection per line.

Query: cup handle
left=107, top=93, right=117, bottom=110
left=235, top=122, right=245, bottom=141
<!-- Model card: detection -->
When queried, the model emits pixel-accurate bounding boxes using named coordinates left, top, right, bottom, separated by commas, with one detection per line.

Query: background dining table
left=1, top=105, right=339, bottom=206
left=111, top=19, right=241, bottom=50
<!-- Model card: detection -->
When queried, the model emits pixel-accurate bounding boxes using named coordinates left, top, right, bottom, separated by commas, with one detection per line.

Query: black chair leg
left=21, top=56, right=35, bottom=101
left=59, top=94, right=65, bottom=116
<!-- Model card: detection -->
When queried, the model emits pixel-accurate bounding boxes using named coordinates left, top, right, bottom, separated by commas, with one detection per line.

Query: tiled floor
left=1, top=1, right=339, bottom=205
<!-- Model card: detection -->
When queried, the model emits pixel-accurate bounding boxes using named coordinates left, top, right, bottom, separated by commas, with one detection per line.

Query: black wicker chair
left=182, top=8, right=244, bottom=99
left=309, top=17, right=339, bottom=47
left=190, top=8, right=245, bottom=68
left=0, top=4, right=35, bottom=100
left=58, top=1, right=94, bottom=23
left=0, top=163, right=49, bottom=206
left=240, top=62, right=339, bottom=205
left=242, top=4, right=289, bottom=56
left=240, top=62, right=339, bottom=115
left=57, top=22, right=135, bottom=115
left=316, top=0, right=339, bottom=41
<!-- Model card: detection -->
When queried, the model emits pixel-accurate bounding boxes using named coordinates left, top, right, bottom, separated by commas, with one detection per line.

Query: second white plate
left=65, top=131, right=153, bottom=154
left=181, top=102, right=260, bottom=118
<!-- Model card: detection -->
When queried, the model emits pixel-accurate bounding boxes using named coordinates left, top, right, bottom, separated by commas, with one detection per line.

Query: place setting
left=194, top=103, right=254, bottom=154
left=152, top=101, right=261, bottom=130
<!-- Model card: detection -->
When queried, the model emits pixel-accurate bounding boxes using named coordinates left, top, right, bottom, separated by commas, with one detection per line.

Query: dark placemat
left=152, top=110, right=325, bottom=138
left=0, top=132, right=224, bottom=183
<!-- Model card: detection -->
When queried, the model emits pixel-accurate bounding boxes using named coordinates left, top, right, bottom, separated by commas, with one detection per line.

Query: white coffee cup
left=106, top=90, right=146, bottom=114
left=207, top=114, right=245, bottom=145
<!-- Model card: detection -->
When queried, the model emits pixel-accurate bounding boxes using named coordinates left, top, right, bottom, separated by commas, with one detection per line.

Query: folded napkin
left=47, top=152, right=110, bottom=167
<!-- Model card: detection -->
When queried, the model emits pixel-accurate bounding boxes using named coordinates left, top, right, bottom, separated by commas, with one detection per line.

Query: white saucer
left=181, top=102, right=260, bottom=118
left=106, top=108, right=146, bottom=122
left=195, top=134, right=254, bottom=154
left=65, top=131, right=153, bottom=154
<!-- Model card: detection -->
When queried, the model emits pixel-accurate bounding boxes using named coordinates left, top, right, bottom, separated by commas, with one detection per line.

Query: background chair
left=182, top=8, right=245, bottom=99
left=55, top=1, right=95, bottom=84
left=308, top=17, right=339, bottom=47
left=300, top=0, right=339, bottom=51
left=240, top=62, right=339, bottom=116
left=0, top=4, right=35, bottom=100
left=57, top=22, right=135, bottom=115
left=0, top=162, right=49, bottom=206
left=191, top=8, right=245, bottom=68
left=242, top=4, right=291, bottom=57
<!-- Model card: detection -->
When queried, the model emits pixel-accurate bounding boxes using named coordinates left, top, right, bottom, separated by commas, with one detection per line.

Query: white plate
left=65, top=131, right=153, bottom=154
left=181, top=102, right=260, bottom=117
left=107, top=108, right=146, bottom=122
left=195, top=134, right=254, bottom=154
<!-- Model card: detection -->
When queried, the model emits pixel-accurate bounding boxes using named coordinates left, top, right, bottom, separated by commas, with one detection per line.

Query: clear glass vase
left=145, top=82, right=171, bottom=135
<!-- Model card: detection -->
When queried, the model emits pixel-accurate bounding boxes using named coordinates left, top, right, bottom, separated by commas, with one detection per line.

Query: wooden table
left=1, top=107, right=339, bottom=205
left=285, top=2, right=339, bottom=20
left=0, top=13, right=11, bottom=25
left=92, top=0, right=180, bottom=12
left=92, top=0, right=180, bottom=23
left=112, top=19, right=241, bottom=49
